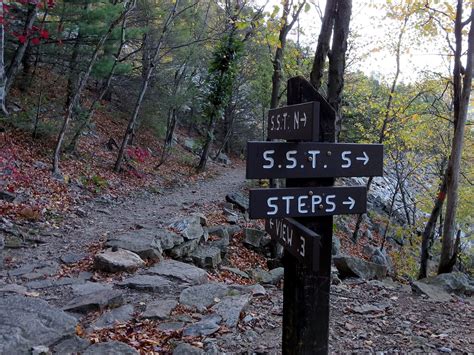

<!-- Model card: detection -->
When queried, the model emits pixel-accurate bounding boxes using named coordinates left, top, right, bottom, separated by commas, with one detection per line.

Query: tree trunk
left=309, top=0, right=336, bottom=91
left=67, top=12, right=130, bottom=153
left=5, top=4, right=38, bottom=97
left=0, top=2, right=8, bottom=115
left=419, top=178, right=447, bottom=279
left=270, top=0, right=305, bottom=109
left=114, top=0, right=179, bottom=172
left=438, top=4, right=474, bottom=274
left=53, top=2, right=133, bottom=174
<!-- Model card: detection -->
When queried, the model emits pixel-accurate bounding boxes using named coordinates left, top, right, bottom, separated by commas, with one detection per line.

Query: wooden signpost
left=265, top=218, right=321, bottom=272
left=246, top=76, right=384, bottom=354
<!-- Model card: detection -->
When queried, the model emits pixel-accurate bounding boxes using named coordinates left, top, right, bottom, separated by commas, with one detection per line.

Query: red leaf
left=17, top=35, right=27, bottom=44
left=39, top=29, right=49, bottom=39
left=31, top=37, right=40, bottom=45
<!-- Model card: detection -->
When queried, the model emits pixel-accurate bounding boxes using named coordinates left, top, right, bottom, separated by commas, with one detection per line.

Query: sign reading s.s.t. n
left=267, top=102, right=320, bottom=141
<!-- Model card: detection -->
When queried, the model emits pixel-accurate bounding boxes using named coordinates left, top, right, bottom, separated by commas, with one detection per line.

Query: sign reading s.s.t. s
left=249, top=186, right=367, bottom=219
left=247, top=142, right=383, bottom=179
left=267, top=102, right=320, bottom=141
left=266, top=218, right=320, bottom=271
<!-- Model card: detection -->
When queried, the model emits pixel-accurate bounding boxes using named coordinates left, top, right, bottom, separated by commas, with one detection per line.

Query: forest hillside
left=0, top=0, right=473, bottom=353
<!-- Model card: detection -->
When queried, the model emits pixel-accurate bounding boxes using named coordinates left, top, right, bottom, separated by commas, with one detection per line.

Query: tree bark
left=270, top=0, right=305, bottom=109
left=438, top=4, right=474, bottom=274
left=53, top=2, right=133, bottom=174
left=309, top=0, right=336, bottom=91
left=419, top=178, right=447, bottom=279
left=5, top=4, right=38, bottom=96
left=0, top=1, right=8, bottom=115
left=114, top=0, right=180, bottom=172
left=327, top=0, right=352, bottom=138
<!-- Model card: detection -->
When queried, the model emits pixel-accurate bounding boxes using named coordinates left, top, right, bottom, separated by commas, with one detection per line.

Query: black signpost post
left=245, top=76, right=384, bottom=354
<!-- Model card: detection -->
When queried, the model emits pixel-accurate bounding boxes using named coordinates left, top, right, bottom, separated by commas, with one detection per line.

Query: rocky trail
left=0, top=164, right=473, bottom=354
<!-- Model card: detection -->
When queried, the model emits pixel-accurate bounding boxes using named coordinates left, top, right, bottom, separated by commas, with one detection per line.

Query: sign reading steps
left=249, top=186, right=367, bottom=219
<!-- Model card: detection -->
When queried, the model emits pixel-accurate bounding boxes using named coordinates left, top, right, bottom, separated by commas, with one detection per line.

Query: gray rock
left=183, top=138, right=197, bottom=152
left=0, top=283, right=31, bottom=295
left=157, top=322, right=185, bottom=332
left=155, top=229, right=184, bottom=251
left=170, top=239, right=200, bottom=258
left=0, top=295, right=77, bottom=354
left=246, top=284, right=266, bottom=296
left=83, top=341, right=138, bottom=355
left=191, top=212, right=208, bottom=226
left=332, top=236, right=341, bottom=255
left=333, top=255, right=387, bottom=280
left=182, top=315, right=222, bottom=337
left=216, top=152, right=231, bottom=165
left=71, top=282, right=113, bottom=296
left=412, top=281, right=453, bottom=302
left=169, top=216, right=204, bottom=241
left=179, top=283, right=229, bottom=311
left=141, top=299, right=178, bottom=320
left=211, top=294, right=250, bottom=328
left=420, top=272, right=474, bottom=296
left=191, top=245, right=222, bottom=268
left=63, top=289, right=124, bottom=313
left=251, top=267, right=284, bottom=285
left=32, top=345, right=50, bottom=355
left=4, top=234, right=23, bottom=248
left=173, top=343, right=204, bottom=355
left=94, top=248, right=145, bottom=273
left=0, top=190, right=16, bottom=202
left=106, top=232, right=163, bottom=261
left=363, top=230, right=373, bottom=240
left=60, top=253, right=86, bottom=265
left=52, top=335, right=90, bottom=354
left=244, top=228, right=266, bottom=248
left=225, top=192, right=249, bottom=212
left=147, top=260, right=208, bottom=285
left=90, top=304, right=134, bottom=330
left=117, top=275, right=171, bottom=293
left=208, top=225, right=228, bottom=238
left=226, top=214, right=239, bottom=224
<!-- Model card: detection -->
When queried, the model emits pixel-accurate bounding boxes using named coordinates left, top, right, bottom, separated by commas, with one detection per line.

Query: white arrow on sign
left=356, top=151, right=369, bottom=165
left=301, top=112, right=307, bottom=126
left=342, top=197, right=355, bottom=210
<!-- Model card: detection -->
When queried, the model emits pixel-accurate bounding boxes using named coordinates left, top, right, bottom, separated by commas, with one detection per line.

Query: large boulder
left=117, top=275, right=171, bottom=293
left=216, top=152, right=231, bottom=165
left=106, top=231, right=163, bottom=261
left=333, top=255, right=387, bottom=280
left=411, top=281, right=453, bottom=302
left=179, top=283, right=229, bottom=311
left=419, top=272, right=474, bottom=296
left=244, top=228, right=266, bottom=249
left=332, top=236, right=341, bottom=256
left=0, top=295, right=77, bottom=354
left=147, top=260, right=208, bottom=285
left=211, top=294, right=251, bottom=328
left=169, top=216, right=204, bottom=241
left=225, top=192, right=249, bottom=212
left=63, top=289, right=124, bottom=313
left=141, top=300, right=178, bottom=320
left=94, top=248, right=145, bottom=273
left=191, top=245, right=222, bottom=269
left=83, top=341, right=138, bottom=355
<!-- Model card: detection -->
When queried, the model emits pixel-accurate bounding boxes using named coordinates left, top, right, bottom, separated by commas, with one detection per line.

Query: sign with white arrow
left=249, top=186, right=367, bottom=218
left=267, top=102, right=320, bottom=140
left=265, top=218, right=321, bottom=271
left=246, top=142, right=383, bottom=179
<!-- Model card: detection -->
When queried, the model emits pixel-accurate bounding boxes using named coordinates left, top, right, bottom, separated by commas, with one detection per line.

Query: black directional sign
left=249, top=186, right=367, bottom=219
left=246, top=141, right=383, bottom=179
left=266, top=218, right=321, bottom=272
left=267, top=102, right=320, bottom=140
